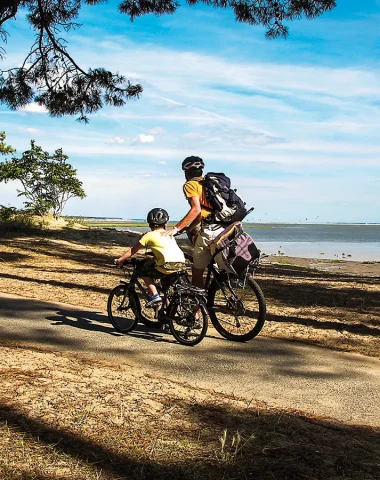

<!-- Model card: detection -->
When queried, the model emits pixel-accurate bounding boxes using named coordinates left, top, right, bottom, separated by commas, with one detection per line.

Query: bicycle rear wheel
left=168, top=292, right=208, bottom=346
left=207, top=276, right=266, bottom=342
left=107, top=285, right=139, bottom=333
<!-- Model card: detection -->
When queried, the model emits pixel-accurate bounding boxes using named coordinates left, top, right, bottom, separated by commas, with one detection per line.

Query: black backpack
left=202, top=172, right=249, bottom=224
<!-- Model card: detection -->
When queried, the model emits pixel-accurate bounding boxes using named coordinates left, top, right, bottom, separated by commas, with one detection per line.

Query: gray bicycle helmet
left=147, top=208, right=169, bottom=225
left=182, top=156, right=204, bottom=170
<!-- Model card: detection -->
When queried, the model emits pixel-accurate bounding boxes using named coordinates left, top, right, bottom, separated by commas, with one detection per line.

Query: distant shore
left=81, top=220, right=380, bottom=227
left=84, top=222, right=380, bottom=263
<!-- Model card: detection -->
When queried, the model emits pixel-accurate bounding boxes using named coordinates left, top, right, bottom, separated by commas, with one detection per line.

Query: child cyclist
left=115, top=208, right=186, bottom=306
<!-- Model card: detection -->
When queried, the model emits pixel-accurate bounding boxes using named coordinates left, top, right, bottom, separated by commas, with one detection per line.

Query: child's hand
left=115, top=257, right=124, bottom=267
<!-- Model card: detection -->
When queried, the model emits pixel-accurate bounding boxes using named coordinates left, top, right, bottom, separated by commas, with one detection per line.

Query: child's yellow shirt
left=139, top=230, right=185, bottom=267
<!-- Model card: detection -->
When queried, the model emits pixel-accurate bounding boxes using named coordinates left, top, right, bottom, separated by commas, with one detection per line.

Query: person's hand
left=161, top=227, right=178, bottom=238
left=115, top=257, right=124, bottom=267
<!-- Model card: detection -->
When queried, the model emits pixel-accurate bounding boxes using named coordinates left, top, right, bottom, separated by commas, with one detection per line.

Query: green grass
left=85, top=222, right=178, bottom=228
left=86, top=223, right=148, bottom=227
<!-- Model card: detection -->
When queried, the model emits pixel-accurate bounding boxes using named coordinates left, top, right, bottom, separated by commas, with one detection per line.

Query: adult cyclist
left=164, top=156, right=228, bottom=288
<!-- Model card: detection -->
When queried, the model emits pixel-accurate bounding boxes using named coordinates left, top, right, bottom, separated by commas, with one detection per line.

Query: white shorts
left=193, top=224, right=226, bottom=270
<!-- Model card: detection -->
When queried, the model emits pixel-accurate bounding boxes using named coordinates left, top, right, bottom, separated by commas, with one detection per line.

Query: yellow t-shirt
left=183, top=177, right=213, bottom=219
left=139, top=230, right=186, bottom=267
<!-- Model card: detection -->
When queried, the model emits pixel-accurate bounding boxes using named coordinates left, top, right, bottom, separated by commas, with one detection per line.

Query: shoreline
left=90, top=226, right=380, bottom=271
left=78, top=219, right=380, bottom=225
left=87, top=224, right=380, bottom=263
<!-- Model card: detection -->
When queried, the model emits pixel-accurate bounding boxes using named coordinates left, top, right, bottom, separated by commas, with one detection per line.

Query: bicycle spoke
left=169, top=293, right=208, bottom=346
left=208, top=277, right=266, bottom=341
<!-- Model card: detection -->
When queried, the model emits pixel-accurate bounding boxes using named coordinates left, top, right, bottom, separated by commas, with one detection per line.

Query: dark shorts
left=140, top=259, right=185, bottom=279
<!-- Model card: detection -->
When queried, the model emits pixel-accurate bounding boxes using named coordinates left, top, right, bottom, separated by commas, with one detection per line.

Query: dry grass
left=260, top=261, right=380, bottom=358
left=0, top=229, right=379, bottom=358
left=1, top=344, right=380, bottom=480
left=1, top=228, right=380, bottom=479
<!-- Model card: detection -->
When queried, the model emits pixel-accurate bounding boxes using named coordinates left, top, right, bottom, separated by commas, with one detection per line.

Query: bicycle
left=107, top=258, right=209, bottom=346
left=185, top=250, right=266, bottom=342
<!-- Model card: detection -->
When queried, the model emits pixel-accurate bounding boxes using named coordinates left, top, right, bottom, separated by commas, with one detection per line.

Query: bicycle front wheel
left=168, top=292, right=208, bottom=346
left=207, top=276, right=266, bottom=342
left=107, top=285, right=139, bottom=333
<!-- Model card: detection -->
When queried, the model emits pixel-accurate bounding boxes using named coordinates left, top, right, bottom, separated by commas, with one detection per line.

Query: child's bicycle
left=107, top=258, right=209, bottom=346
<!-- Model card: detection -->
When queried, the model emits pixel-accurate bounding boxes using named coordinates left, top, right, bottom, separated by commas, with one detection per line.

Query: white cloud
left=106, top=136, right=125, bottom=144
left=159, top=161, right=166, bottom=164
left=149, top=126, right=165, bottom=135
left=19, top=103, right=47, bottom=114
left=183, top=123, right=285, bottom=147
left=18, top=127, right=41, bottom=135
left=136, top=134, right=154, bottom=144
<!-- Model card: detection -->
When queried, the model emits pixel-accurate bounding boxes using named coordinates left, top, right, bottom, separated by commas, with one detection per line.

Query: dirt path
left=1, top=292, right=380, bottom=427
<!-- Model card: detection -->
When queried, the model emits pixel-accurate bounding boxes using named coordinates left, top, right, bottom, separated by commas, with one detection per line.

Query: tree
left=0, top=0, right=336, bottom=122
left=0, top=138, right=86, bottom=217
left=0, top=131, right=16, bottom=155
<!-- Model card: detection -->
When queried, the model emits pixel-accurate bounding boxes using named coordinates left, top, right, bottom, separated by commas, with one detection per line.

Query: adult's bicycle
left=185, top=251, right=266, bottom=342
left=107, top=258, right=209, bottom=346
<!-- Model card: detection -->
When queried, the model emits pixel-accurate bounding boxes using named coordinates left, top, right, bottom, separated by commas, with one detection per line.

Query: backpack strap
left=187, top=176, right=216, bottom=214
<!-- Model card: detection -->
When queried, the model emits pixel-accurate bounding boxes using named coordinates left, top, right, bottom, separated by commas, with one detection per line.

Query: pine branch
left=0, top=0, right=336, bottom=121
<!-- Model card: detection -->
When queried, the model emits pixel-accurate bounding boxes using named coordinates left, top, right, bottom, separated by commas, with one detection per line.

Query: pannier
left=210, top=222, right=260, bottom=276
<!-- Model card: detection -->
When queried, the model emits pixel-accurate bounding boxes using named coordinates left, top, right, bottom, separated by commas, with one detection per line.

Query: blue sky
left=1, top=0, right=379, bottom=222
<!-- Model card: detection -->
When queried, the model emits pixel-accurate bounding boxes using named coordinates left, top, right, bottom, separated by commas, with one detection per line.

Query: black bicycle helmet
left=181, top=156, right=205, bottom=170
left=147, top=208, right=169, bottom=225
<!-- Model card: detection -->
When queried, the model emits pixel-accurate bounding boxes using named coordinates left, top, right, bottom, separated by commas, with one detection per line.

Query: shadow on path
left=0, top=272, right=110, bottom=295
left=46, top=307, right=173, bottom=344
left=0, top=395, right=379, bottom=480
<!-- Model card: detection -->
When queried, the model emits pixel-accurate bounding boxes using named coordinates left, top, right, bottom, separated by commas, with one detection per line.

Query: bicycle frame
left=120, top=268, right=150, bottom=303
left=119, top=260, right=193, bottom=319
left=204, top=251, right=261, bottom=308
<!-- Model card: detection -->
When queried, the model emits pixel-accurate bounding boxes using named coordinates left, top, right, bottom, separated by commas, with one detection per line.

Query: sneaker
left=161, top=323, right=171, bottom=333
left=146, top=294, right=162, bottom=307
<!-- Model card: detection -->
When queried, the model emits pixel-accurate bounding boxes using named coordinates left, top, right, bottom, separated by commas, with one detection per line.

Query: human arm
left=115, top=242, right=143, bottom=266
left=163, top=196, right=201, bottom=237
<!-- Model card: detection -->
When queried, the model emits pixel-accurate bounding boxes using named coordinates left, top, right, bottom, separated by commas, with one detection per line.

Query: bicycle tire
left=168, top=292, right=208, bottom=346
left=207, top=276, right=266, bottom=342
left=107, top=285, right=139, bottom=333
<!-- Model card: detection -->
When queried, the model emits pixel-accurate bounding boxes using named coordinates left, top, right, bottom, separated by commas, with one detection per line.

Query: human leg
left=192, top=266, right=205, bottom=288
left=141, top=276, right=158, bottom=296
left=192, top=232, right=212, bottom=287
left=192, top=224, right=226, bottom=286
left=140, top=260, right=162, bottom=305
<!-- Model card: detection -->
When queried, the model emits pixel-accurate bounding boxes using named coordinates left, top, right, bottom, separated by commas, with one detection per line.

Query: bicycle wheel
left=207, top=276, right=266, bottom=342
left=168, top=292, right=208, bottom=346
left=107, top=285, right=139, bottom=333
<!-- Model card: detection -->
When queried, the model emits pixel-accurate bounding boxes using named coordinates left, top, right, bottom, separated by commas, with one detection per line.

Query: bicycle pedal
left=146, top=300, right=163, bottom=308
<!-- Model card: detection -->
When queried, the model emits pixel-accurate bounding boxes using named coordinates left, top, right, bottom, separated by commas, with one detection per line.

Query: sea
left=115, top=223, right=380, bottom=262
